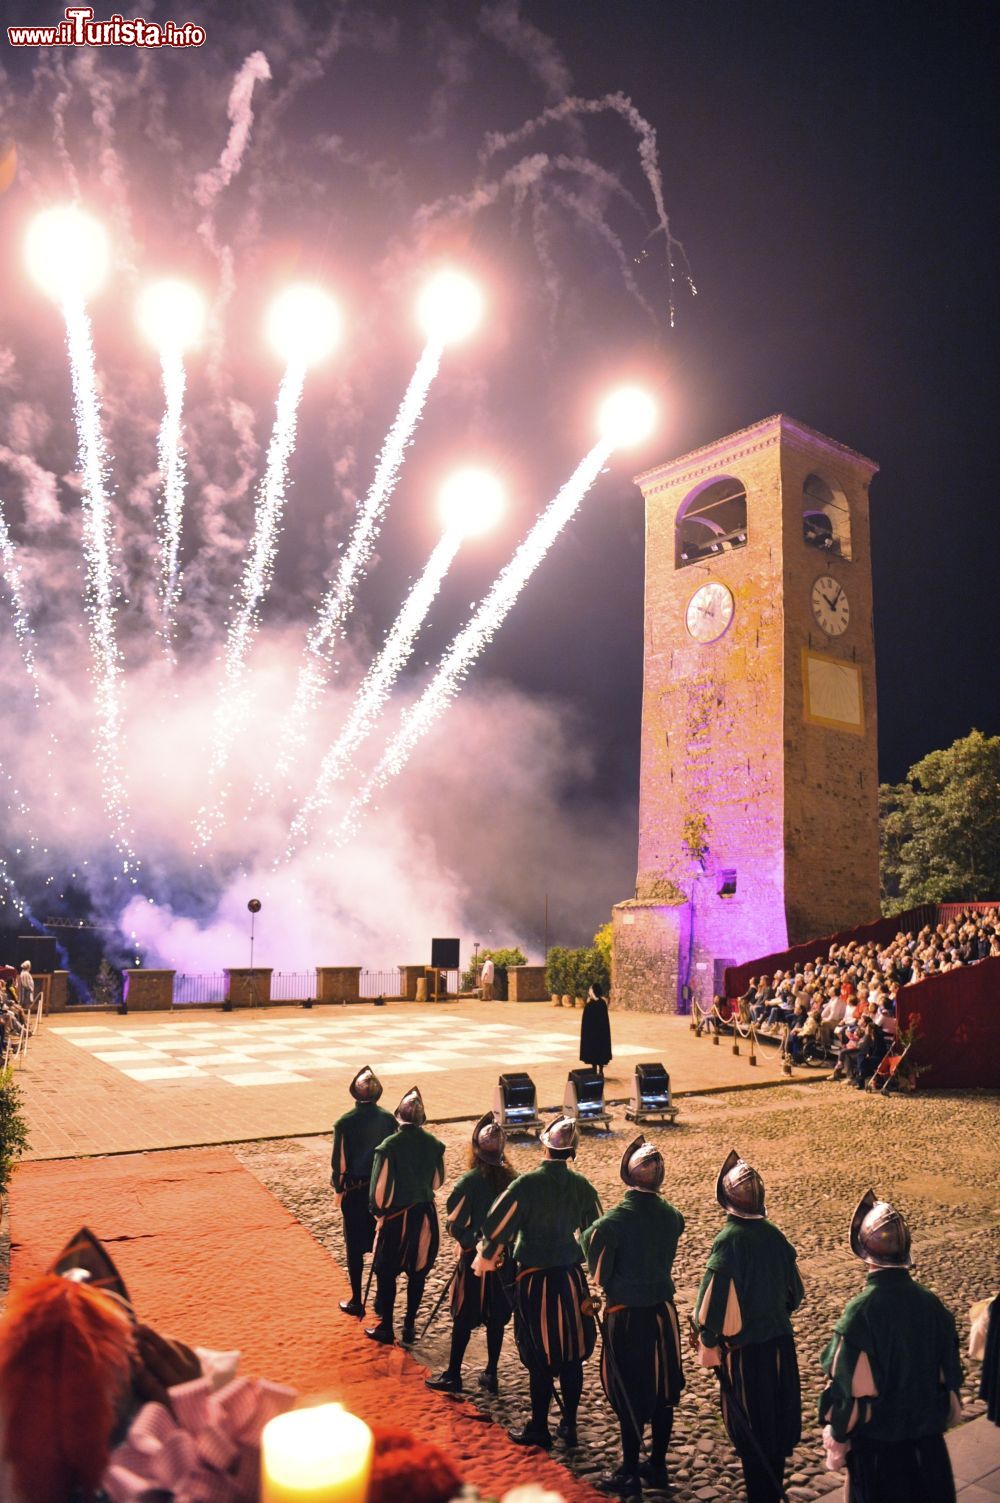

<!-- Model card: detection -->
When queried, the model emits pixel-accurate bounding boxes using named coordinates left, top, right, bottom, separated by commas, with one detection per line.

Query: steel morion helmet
left=539, top=1115, right=579, bottom=1155
left=395, top=1086, right=426, bottom=1126
left=850, top=1190, right=913, bottom=1268
left=349, top=1065, right=383, bottom=1103
left=620, top=1134, right=664, bottom=1192
left=716, top=1148, right=766, bottom=1218
left=471, top=1111, right=506, bottom=1166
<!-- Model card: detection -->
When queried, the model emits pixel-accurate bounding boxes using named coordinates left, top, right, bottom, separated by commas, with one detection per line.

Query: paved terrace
left=18, top=998, right=802, bottom=1159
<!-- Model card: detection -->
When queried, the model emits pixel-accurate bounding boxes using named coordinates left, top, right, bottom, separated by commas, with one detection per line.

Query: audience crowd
left=731, top=907, right=999, bottom=1089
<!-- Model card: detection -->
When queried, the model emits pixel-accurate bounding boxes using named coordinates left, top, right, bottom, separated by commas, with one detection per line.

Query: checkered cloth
left=103, top=1374, right=297, bottom=1503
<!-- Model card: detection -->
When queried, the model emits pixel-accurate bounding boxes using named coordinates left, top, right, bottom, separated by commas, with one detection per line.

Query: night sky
left=0, top=1, right=997, bottom=963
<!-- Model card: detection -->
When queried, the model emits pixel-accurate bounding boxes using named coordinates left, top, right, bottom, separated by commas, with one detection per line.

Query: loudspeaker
left=17, top=935, right=57, bottom=973
left=431, top=937, right=460, bottom=970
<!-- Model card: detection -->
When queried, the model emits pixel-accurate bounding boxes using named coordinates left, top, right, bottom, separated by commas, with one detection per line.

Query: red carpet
left=9, top=1148, right=601, bottom=1501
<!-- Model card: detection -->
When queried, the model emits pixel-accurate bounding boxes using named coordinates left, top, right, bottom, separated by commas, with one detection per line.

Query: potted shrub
left=0, top=1065, right=30, bottom=1206
left=546, top=947, right=567, bottom=1006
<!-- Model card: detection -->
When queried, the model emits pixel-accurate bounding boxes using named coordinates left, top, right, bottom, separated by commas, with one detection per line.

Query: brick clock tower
left=612, top=414, right=880, bottom=1013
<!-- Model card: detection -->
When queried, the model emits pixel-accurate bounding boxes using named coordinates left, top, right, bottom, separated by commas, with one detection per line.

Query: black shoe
left=364, top=1323, right=394, bottom=1345
left=639, top=1459, right=670, bottom=1488
left=400, top=1321, right=416, bottom=1344
left=556, top=1416, right=578, bottom=1447
left=477, top=1368, right=499, bottom=1394
left=425, top=1371, right=463, bottom=1393
left=508, top=1424, right=553, bottom=1450
left=596, top=1470, right=641, bottom=1498
left=338, top=1298, right=365, bottom=1318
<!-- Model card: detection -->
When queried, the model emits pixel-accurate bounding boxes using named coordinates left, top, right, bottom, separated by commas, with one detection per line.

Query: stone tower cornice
left=634, top=413, right=879, bottom=497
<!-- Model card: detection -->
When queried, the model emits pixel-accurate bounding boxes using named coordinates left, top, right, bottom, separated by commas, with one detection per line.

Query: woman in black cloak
left=580, top=982, right=612, bottom=1076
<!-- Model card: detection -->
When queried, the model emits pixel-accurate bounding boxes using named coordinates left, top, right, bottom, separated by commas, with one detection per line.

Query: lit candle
left=261, top=1403, right=373, bottom=1503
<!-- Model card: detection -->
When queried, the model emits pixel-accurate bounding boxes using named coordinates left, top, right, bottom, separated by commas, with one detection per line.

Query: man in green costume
left=819, top=1190, right=963, bottom=1502
left=582, top=1134, right=685, bottom=1498
left=366, top=1086, right=445, bottom=1347
left=331, top=1065, right=396, bottom=1319
left=694, top=1148, right=804, bottom=1503
left=475, top=1115, right=602, bottom=1450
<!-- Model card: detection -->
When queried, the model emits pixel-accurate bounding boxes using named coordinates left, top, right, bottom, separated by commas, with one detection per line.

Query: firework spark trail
left=194, top=357, right=306, bottom=847
left=0, top=850, right=29, bottom=923
left=154, top=347, right=187, bottom=658
left=332, top=437, right=614, bottom=846
left=62, top=293, right=139, bottom=880
left=284, top=523, right=465, bottom=857
left=481, top=93, right=696, bottom=319
left=270, top=335, right=445, bottom=791
left=0, top=498, right=41, bottom=704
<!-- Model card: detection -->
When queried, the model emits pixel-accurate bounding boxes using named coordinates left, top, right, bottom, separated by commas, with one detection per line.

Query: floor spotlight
left=564, top=1068, right=612, bottom=1130
left=493, top=1072, right=544, bottom=1135
left=625, top=1061, right=678, bottom=1125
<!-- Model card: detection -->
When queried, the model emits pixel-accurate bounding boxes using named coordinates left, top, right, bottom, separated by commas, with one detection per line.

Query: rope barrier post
left=749, top=1025, right=757, bottom=1067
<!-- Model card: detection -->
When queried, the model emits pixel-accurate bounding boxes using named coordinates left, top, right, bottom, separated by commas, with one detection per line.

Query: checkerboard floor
left=49, top=1014, right=647, bottom=1089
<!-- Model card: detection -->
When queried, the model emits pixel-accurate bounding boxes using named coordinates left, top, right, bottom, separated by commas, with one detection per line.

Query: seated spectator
left=788, top=1000, right=822, bottom=1063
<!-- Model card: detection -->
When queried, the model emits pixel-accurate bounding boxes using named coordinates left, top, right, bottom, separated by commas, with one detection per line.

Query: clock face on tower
left=685, top=581, right=734, bottom=643
left=811, top=575, right=850, bottom=636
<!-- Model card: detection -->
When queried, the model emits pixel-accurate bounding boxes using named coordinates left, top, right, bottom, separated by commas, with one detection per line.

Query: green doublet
left=446, top=1167, right=503, bottom=1251
left=331, top=1101, right=396, bottom=1191
left=819, top=1268, right=963, bottom=1443
left=480, top=1158, right=602, bottom=1268
left=370, top=1123, right=445, bottom=1213
left=582, top=1190, right=685, bottom=1307
left=695, top=1215, right=804, bottom=1350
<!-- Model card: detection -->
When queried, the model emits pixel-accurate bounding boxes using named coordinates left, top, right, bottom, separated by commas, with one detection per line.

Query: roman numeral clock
left=612, top=414, right=880, bottom=1013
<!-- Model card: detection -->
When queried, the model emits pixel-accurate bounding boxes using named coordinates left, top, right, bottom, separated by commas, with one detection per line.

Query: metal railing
left=174, top=973, right=227, bottom=1005
left=360, top=969, right=403, bottom=998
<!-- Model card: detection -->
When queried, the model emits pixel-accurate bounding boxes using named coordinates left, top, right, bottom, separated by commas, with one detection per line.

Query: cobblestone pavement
left=236, top=1080, right=999, bottom=1503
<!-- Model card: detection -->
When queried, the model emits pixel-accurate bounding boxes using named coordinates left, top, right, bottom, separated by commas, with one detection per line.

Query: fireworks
left=0, top=497, right=41, bottom=704
left=285, top=468, right=504, bottom=856
left=25, top=207, right=139, bottom=880
left=194, top=355, right=307, bottom=848
left=12, top=177, right=658, bottom=956
left=137, top=280, right=206, bottom=655
left=193, top=283, right=343, bottom=845
left=331, top=435, right=616, bottom=846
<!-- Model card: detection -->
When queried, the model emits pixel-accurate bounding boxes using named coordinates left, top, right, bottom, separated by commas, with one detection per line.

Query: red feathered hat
left=0, top=1273, right=135, bottom=1503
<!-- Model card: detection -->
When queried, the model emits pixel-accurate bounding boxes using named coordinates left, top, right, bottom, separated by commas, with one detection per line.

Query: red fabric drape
left=897, top=956, right=1000, bottom=1089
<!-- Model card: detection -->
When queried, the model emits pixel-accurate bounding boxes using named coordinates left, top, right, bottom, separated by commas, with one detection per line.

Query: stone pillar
left=44, top=971, right=70, bottom=1013
left=399, top=965, right=424, bottom=1001
left=224, top=968, right=273, bottom=1006
left=122, top=969, right=175, bottom=1011
left=612, top=901, right=687, bottom=1014
left=507, top=965, right=549, bottom=1002
left=316, top=966, right=362, bottom=1004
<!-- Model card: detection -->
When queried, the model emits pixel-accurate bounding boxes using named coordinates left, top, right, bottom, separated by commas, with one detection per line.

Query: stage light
left=266, top=284, right=341, bottom=367
left=598, top=385, right=656, bottom=449
left=564, top=1068, right=612, bottom=1128
left=26, top=205, right=109, bottom=302
left=439, top=467, right=504, bottom=536
left=625, top=1061, right=678, bottom=1124
left=137, top=279, right=205, bottom=353
left=417, top=270, right=483, bottom=345
left=493, top=1072, right=543, bottom=1134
